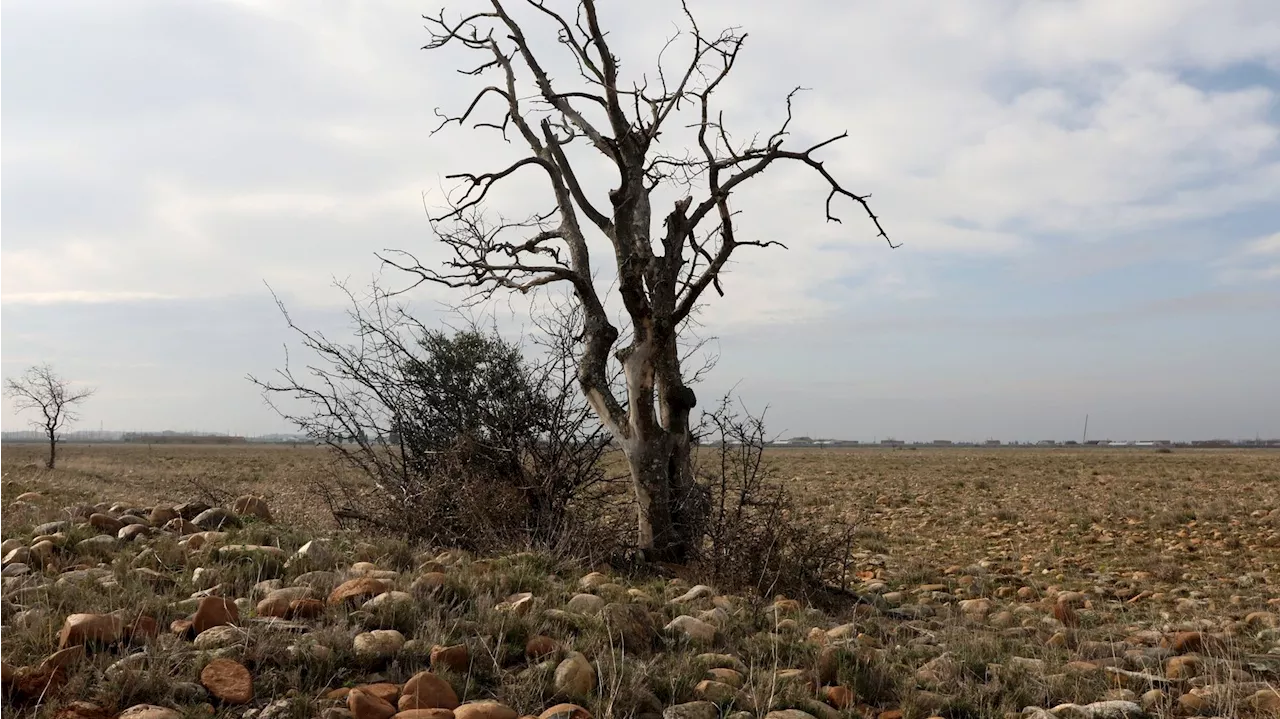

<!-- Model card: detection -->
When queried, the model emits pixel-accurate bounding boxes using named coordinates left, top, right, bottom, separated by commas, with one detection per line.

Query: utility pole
left=1082, top=414, right=1089, bottom=445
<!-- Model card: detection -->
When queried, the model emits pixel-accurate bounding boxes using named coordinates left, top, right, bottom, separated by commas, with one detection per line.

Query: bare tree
left=4, top=364, right=96, bottom=469
left=386, top=1, right=893, bottom=563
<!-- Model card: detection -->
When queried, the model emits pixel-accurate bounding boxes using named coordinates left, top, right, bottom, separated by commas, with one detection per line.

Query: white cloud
left=1244, top=232, right=1280, bottom=255
left=3, top=0, right=1280, bottom=439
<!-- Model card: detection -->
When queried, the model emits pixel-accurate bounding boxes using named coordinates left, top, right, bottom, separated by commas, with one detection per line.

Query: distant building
left=123, top=433, right=246, bottom=445
left=880, top=438, right=905, bottom=446
left=984, top=439, right=1001, bottom=446
left=932, top=439, right=953, bottom=446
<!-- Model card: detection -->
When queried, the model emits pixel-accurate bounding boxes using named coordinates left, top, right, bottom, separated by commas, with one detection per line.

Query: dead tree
left=4, top=364, right=95, bottom=469
left=387, top=1, right=893, bottom=563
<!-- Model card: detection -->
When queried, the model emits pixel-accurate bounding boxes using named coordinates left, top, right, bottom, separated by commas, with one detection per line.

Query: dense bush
left=254, top=285, right=617, bottom=553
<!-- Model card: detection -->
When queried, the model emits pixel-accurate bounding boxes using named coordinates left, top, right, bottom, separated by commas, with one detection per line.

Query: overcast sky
left=3, top=0, right=1279, bottom=442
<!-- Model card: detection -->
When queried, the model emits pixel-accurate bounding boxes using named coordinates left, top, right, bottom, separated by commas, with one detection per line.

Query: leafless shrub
left=691, top=395, right=859, bottom=602
left=251, top=283, right=623, bottom=554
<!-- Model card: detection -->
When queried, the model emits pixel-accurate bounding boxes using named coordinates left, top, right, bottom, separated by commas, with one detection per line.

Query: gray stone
left=663, top=702, right=719, bottom=719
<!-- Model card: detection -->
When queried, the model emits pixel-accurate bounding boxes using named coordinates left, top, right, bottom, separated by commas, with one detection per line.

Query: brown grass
left=4, top=444, right=1278, bottom=586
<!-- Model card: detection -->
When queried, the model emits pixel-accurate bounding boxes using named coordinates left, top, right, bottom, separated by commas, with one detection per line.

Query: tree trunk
left=624, top=433, right=699, bottom=563
left=46, top=429, right=57, bottom=469
left=619, top=334, right=701, bottom=564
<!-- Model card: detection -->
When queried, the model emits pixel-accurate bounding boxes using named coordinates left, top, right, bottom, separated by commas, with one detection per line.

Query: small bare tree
left=4, top=364, right=96, bottom=469
left=387, top=1, right=893, bottom=562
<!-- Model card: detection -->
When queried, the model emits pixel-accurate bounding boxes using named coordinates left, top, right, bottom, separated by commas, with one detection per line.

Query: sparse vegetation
left=3, top=445, right=1278, bottom=718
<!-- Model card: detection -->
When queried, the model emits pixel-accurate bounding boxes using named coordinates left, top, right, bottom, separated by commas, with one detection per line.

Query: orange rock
left=192, top=597, right=239, bottom=635
left=126, top=615, right=159, bottom=642
left=525, top=635, right=558, bottom=660
left=400, top=671, right=459, bottom=711
left=537, top=704, right=592, bottom=719
left=329, top=577, right=391, bottom=606
left=200, top=658, right=253, bottom=704
left=431, top=644, right=470, bottom=673
left=11, top=665, right=67, bottom=702
left=877, top=711, right=903, bottom=719
left=170, top=619, right=194, bottom=638
left=394, top=711, right=456, bottom=719
left=39, top=646, right=86, bottom=671
left=706, top=668, right=743, bottom=687
left=256, top=596, right=292, bottom=619
left=349, top=688, right=397, bottom=719
left=1053, top=602, right=1078, bottom=627
left=232, top=495, right=272, bottom=522
left=358, top=683, right=402, bottom=704
left=287, top=598, right=326, bottom=620
left=824, top=686, right=855, bottom=709
left=453, top=702, right=517, bottom=719
left=51, top=701, right=110, bottom=719
left=1165, top=655, right=1202, bottom=680
left=816, top=646, right=839, bottom=685
left=58, top=613, right=124, bottom=649
left=1166, top=631, right=1215, bottom=654
left=328, top=688, right=353, bottom=700
left=116, top=705, right=181, bottom=719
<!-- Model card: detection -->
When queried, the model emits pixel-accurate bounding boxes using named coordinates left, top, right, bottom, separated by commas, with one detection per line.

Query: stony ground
left=2, top=446, right=1279, bottom=718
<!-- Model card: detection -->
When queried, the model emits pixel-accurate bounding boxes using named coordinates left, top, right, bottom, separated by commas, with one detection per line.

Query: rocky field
left=1, top=445, right=1278, bottom=719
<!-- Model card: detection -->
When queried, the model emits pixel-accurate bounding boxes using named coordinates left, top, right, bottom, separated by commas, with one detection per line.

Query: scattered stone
left=118, top=705, right=182, bottom=719
left=824, top=686, right=855, bottom=709
left=89, top=513, right=125, bottom=533
left=706, top=667, right=744, bottom=688
left=355, top=629, right=406, bottom=659
left=958, top=597, right=993, bottom=619
left=1248, top=689, right=1280, bottom=712
left=194, top=625, right=245, bottom=650
left=40, top=645, right=87, bottom=671
left=287, top=539, right=335, bottom=570
left=58, top=613, right=124, bottom=649
left=395, top=711, right=456, bottom=719
left=663, top=702, right=718, bottom=719
left=363, top=590, right=414, bottom=610
left=526, top=635, right=558, bottom=659
left=453, top=702, right=517, bottom=719
left=665, top=615, right=716, bottom=642
left=430, top=643, right=470, bottom=673
left=401, top=670, right=460, bottom=710
left=696, top=653, right=748, bottom=674
left=670, top=585, right=714, bottom=604
left=539, top=704, right=591, bottom=719
left=763, top=711, right=817, bottom=719
left=193, top=508, right=241, bottom=531
left=287, top=598, right=326, bottom=619
left=257, top=586, right=315, bottom=618
left=566, top=593, right=607, bottom=615
left=603, top=602, right=658, bottom=649
left=200, top=658, right=253, bottom=704
left=231, top=495, right=272, bottom=522
left=579, top=572, right=609, bottom=589
left=193, top=596, right=239, bottom=634
left=496, top=592, right=535, bottom=616
left=348, top=689, right=397, bottom=719
left=330, top=577, right=391, bottom=606
left=554, top=651, right=596, bottom=696
left=692, top=679, right=737, bottom=703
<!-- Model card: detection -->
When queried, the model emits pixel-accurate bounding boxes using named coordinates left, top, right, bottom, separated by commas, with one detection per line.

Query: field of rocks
left=2, top=444, right=1278, bottom=719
